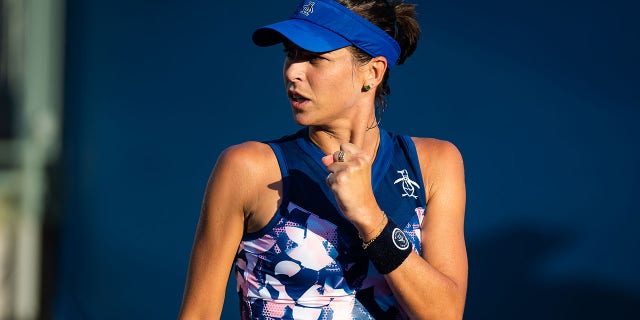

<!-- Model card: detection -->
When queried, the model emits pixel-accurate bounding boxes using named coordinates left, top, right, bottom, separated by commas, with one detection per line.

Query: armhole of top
left=242, top=142, right=290, bottom=241
left=399, top=135, right=428, bottom=203
left=267, top=142, right=290, bottom=204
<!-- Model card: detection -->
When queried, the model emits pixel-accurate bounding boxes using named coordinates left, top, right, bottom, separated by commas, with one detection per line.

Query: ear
left=362, top=56, right=388, bottom=91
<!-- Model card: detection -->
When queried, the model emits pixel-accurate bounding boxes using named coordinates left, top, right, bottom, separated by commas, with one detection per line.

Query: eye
left=308, top=54, right=323, bottom=62
left=283, top=47, right=297, bottom=60
left=283, top=45, right=326, bottom=64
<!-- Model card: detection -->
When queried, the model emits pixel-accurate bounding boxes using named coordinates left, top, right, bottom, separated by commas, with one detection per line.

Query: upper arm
left=414, top=138, right=468, bottom=295
left=179, top=142, right=272, bottom=319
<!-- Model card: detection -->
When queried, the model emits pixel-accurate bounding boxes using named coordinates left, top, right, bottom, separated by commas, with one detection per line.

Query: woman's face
left=283, top=43, right=368, bottom=127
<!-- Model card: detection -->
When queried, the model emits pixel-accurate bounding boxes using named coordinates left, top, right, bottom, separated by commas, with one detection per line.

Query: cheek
left=314, top=78, right=349, bottom=104
left=324, top=69, right=356, bottom=93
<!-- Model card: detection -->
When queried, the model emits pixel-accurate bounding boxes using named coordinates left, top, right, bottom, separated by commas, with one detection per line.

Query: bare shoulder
left=206, top=141, right=280, bottom=209
left=411, top=137, right=463, bottom=171
left=216, top=141, right=277, bottom=170
left=209, top=141, right=282, bottom=231
left=410, top=137, right=465, bottom=200
left=180, top=141, right=279, bottom=319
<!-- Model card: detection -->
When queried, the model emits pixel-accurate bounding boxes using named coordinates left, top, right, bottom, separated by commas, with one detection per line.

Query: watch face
left=392, top=228, right=410, bottom=250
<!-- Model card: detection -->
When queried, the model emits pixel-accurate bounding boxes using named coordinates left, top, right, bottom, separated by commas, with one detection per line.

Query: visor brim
left=253, top=19, right=351, bottom=53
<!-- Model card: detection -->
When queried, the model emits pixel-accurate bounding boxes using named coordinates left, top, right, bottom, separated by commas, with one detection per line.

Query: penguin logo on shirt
left=394, top=169, right=420, bottom=199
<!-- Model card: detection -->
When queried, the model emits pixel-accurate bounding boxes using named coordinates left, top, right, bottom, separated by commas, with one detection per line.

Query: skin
left=178, top=44, right=468, bottom=320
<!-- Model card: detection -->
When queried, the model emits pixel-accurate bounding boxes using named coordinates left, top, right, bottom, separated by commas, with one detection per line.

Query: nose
left=283, top=59, right=306, bottom=86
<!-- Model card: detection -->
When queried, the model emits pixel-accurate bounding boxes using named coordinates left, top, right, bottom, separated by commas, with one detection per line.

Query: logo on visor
left=300, top=1, right=315, bottom=16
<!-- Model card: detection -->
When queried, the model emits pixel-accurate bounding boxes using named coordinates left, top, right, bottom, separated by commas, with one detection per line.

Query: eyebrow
left=283, top=41, right=334, bottom=56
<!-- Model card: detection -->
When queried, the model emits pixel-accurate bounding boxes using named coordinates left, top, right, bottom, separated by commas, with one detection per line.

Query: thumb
left=349, top=133, right=365, bottom=149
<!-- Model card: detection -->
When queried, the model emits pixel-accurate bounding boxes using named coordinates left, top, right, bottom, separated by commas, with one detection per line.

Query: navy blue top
left=235, top=128, right=427, bottom=319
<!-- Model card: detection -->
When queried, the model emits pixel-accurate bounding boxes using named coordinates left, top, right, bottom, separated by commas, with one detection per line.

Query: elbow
left=423, top=303, right=464, bottom=320
left=444, top=291, right=467, bottom=320
left=412, top=308, right=463, bottom=320
left=418, top=285, right=466, bottom=320
left=440, top=285, right=466, bottom=320
left=431, top=305, right=465, bottom=320
left=441, top=276, right=467, bottom=320
left=444, top=305, right=465, bottom=320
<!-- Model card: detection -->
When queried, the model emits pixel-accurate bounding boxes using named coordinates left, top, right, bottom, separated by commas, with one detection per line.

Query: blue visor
left=253, top=0, right=401, bottom=68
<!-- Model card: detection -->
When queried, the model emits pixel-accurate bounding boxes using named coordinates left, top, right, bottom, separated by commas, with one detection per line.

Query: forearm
left=358, top=215, right=467, bottom=319
left=384, top=252, right=466, bottom=320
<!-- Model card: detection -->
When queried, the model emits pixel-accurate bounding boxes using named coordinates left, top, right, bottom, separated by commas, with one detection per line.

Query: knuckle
left=345, top=166, right=357, bottom=175
left=354, top=156, right=368, bottom=166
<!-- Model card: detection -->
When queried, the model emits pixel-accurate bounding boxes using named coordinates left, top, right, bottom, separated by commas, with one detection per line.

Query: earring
left=364, top=84, right=372, bottom=92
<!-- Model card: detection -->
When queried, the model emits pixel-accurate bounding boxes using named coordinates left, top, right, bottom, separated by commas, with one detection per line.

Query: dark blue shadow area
left=54, top=0, right=639, bottom=319
left=466, top=226, right=640, bottom=319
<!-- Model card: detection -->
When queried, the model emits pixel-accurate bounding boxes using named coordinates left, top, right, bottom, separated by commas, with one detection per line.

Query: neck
left=308, top=123, right=381, bottom=158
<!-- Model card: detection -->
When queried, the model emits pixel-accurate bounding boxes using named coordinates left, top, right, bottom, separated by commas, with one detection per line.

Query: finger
left=349, top=132, right=365, bottom=149
left=321, top=154, right=334, bottom=166
left=334, top=150, right=347, bottom=163
left=339, top=143, right=362, bottom=156
left=325, top=161, right=348, bottom=177
left=340, top=143, right=373, bottom=164
left=325, top=172, right=335, bottom=186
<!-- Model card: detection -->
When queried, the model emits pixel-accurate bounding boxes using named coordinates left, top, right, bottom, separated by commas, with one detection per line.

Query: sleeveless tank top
left=235, top=128, right=427, bottom=319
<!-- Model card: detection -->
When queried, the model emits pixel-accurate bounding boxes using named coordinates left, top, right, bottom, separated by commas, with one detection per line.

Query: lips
left=288, top=91, right=310, bottom=109
left=291, top=94, right=307, bottom=102
left=289, top=90, right=309, bottom=101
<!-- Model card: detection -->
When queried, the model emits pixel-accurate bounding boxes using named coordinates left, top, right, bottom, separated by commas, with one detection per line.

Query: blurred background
left=0, top=0, right=638, bottom=319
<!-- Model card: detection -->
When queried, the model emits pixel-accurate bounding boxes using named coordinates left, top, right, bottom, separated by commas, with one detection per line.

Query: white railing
left=0, top=0, right=65, bottom=318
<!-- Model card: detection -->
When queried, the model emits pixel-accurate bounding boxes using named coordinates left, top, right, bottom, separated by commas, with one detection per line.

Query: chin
left=292, top=113, right=314, bottom=127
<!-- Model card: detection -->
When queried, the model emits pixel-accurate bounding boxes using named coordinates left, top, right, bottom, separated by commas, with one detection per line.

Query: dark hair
left=336, top=0, right=421, bottom=120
